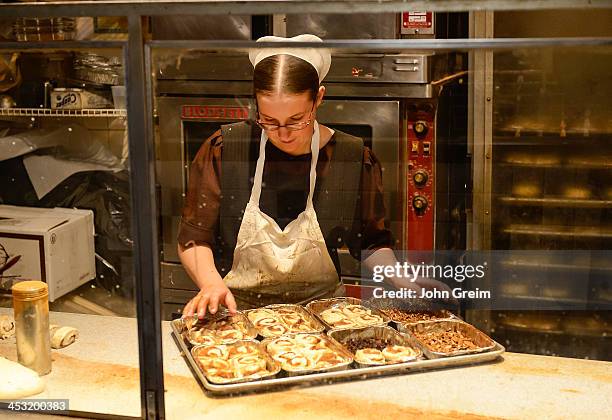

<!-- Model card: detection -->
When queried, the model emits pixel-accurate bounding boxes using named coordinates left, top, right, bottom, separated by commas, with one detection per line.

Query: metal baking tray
left=398, top=320, right=496, bottom=358
left=261, top=332, right=353, bottom=376
left=244, top=304, right=326, bottom=338
left=328, top=326, right=422, bottom=367
left=305, top=297, right=391, bottom=330
left=191, top=339, right=280, bottom=385
left=171, top=318, right=505, bottom=395
left=181, top=310, right=258, bottom=346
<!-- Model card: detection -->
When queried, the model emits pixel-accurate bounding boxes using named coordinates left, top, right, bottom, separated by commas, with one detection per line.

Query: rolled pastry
left=354, top=348, right=386, bottom=364
left=382, top=345, right=419, bottom=362
left=0, top=315, right=15, bottom=339
left=267, top=337, right=296, bottom=354
left=341, top=305, right=369, bottom=316
left=216, top=329, right=244, bottom=343
left=227, top=343, right=259, bottom=359
left=49, top=324, right=79, bottom=349
left=195, top=345, right=228, bottom=359
left=259, top=324, right=288, bottom=337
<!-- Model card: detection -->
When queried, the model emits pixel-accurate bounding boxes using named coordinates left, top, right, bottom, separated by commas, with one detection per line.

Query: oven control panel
left=406, top=103, right=435, bottom=251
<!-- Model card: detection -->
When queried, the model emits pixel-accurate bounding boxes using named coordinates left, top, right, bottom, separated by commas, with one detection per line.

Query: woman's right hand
left=182, top=274, right=237, bottom=319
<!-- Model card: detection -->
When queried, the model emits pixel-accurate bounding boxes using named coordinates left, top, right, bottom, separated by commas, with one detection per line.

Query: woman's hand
left=182, top=273, right=237, bottom=319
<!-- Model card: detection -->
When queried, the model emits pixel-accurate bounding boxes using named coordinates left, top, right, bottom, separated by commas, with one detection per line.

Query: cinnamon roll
left=320, top=308, right=345, bottom=325
left=247, top=309, right=277, bottom=323
left=281, top=313, right=304, bottom=325
left=382, top=345, right=419, bottom=362
left=332, top=318, right=356, bottom=329
left=259, top=324, right=288, bottom=337
left=281, top=355, right=312, bottom=371
left=216, top=329, right=244, bottom=343
left=227, top=343, right=259, bottom=359
left=291, top=323, right=315, bottom=333
left=354, top=348, right=386, bottom=365
left=267, top=337, right=296, bottom=354
left=271, top=351, right=301, bottom=363
left=189, top=330, right=218, bottom=346
left=312, top=349, right=345, bottom=369
left=353, top=313, right=383, bottom=327
left=253, top=316, right=280, bottom=327
left=295, top=334, right=325, bottom=348
left=342, top=304, right=370, bottom=317
left=195, top=345, right=227, bottom=359
left=232, top=354, right=267, bottom=375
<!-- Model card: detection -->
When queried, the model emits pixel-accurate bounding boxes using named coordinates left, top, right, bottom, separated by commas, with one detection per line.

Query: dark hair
left=253, top=54, right=319, bottom=101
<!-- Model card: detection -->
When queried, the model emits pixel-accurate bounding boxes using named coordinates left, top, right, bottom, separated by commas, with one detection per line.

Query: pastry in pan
left=320, top=304, right=384, bottom=329
left=381, top=345, right=419, bottom=362
left=354, top=348, right=386, bottom=364
left=266, top=334, right=349, bottom=372
left=195, top=341, right=273, bottom=383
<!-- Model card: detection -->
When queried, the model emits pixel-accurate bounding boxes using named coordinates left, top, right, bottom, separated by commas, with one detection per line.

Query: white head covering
left=249, top=34, right=331, bottom=83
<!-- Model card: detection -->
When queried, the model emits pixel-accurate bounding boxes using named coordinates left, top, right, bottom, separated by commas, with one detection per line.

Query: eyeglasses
left=255, top=103, right=315, bottom=132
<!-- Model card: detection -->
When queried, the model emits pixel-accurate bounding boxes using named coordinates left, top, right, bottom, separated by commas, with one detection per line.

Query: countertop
left=0, top=308, right=611, bottom=420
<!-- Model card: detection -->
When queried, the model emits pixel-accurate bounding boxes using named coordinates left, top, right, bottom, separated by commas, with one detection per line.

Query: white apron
left=223, top=121, right=341, bottom=307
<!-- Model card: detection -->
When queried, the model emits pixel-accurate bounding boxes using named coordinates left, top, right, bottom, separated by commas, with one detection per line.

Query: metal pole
left=126, top=15, right=165, bottom=420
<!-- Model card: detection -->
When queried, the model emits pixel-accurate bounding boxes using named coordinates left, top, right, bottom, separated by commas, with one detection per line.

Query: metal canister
left=12, top=280, right=52, bottom=375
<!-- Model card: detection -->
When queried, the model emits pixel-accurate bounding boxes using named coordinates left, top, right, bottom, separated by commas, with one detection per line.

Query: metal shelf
left=0, top=108, right=127, bottom=118
left=498, top=259, right=612, bottom=273
left=498, top=196, right=612, bottom=209
left=502, top=224, right=612, bottom=239
left=497, top=161, right=612, bottom=170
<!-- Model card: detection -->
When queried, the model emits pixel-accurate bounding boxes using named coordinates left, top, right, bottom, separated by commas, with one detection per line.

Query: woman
left=178, top=35, right=445, bottom=318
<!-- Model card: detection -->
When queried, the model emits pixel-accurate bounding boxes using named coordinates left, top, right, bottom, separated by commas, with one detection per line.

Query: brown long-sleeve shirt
left=178, top=129, right=393, bottom=269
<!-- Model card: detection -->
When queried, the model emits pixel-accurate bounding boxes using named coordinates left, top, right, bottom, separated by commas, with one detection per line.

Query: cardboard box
left=0, top=205, right=96, bottom=302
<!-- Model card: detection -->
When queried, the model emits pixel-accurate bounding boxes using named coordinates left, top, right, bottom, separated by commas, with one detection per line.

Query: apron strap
left=250, top=121, right=321, bottom=210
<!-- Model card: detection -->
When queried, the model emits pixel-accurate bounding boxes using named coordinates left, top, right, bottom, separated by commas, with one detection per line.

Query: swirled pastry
left=354, top=314, right=384, bottom=327
left=232, top=355, right=267, bottom=377
left=267, top=337, right=296, bottom=354
left=216, top=329, right=244, bottom=343
left=253, top=317, right=279, bottom=327
left=320, top=308, right=345, bottom=325
left=196, top=345, right=227, bottom=359
left=281, top=354, right=312, bottom=371
left=342, top=305, right=369, bottom=316
left=354, top=348, right=386, bottom=364
left=295, top=334, right=326, bottom=348
left=281, top=313, right=305, bottom=325
left=247, top=309, right=277, bottom=323
left=260, top=324, right=288, bottom=337
left=189, top=330, right=218, bottom=346
left=290, top=322, right=315, bottom=333
left=382, top=345, right=419, bottom=362
left=227, top=343, right=259, bottom=359
left=312, top=349, right=346, bottom=369
left=271, top=351, right=301, bottom=363
left=320, top=304, right=384, bottom=329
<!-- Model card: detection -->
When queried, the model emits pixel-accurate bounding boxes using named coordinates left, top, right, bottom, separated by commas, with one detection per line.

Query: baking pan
left=191, top=339, right=280, bottom=385
left=305, top=297, right=390, bottom=330
left=261, top=332, right=353, bottom=375
left=398, top=320, right=496, bottom=358
left=244, top=304, right=326, bottom=338
left=181, top=310, right=258, bottom=346
left=328, top=326, right=423, bottom=367
left=171, top=318, right=504, bottom=395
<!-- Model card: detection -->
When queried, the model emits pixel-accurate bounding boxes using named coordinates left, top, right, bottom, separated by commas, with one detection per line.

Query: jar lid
left=12, top=280, right=48, bottom=300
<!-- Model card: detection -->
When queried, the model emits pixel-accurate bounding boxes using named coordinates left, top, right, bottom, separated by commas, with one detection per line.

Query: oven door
left=157, top=96, right=255, bottom=265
